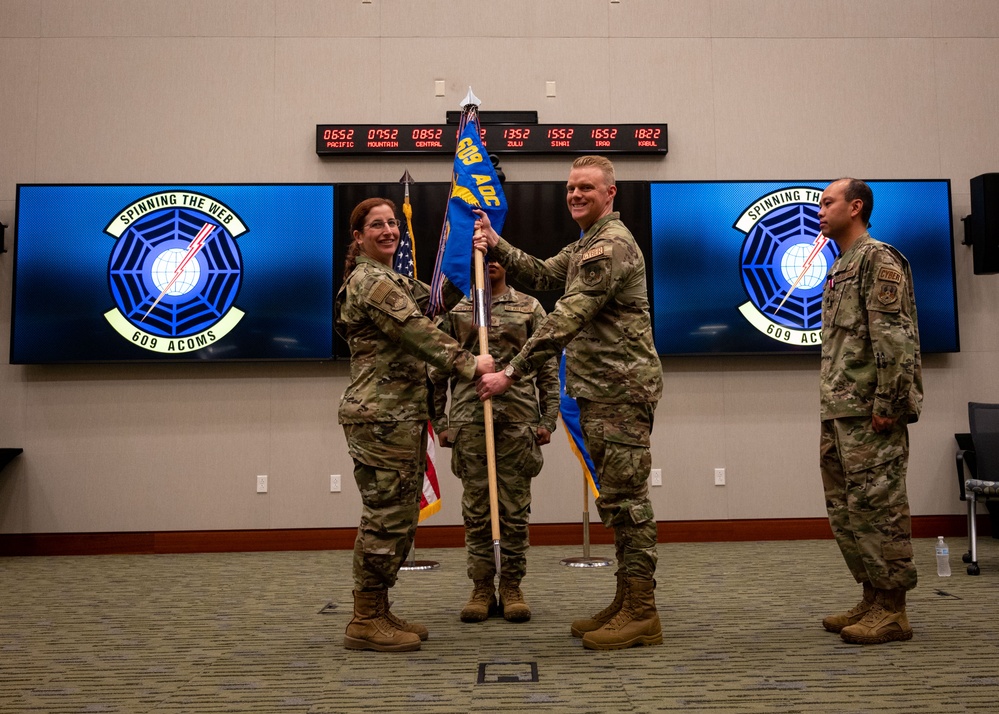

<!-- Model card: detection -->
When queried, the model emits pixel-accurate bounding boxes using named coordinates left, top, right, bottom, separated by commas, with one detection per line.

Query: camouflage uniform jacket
left=820, top=232, right=923, bottom=422
left=431, top=288, right=560, bottom=434
left=493, top=212, right=663, bottom=404
left=335, top=255, right=477, bottom=424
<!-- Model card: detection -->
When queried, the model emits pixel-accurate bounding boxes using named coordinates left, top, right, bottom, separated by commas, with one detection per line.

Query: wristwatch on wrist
left=503, top=363, right=517, bottom=380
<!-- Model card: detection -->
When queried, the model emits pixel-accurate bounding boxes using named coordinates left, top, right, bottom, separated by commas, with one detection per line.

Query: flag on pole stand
left=393, top=170, right=442, bottom=522
left=394, top=170, right=442, bottom=570
left=428, top=88, right=508, bottom=575
left=558, top=350, right=612, bottom=567
left=558, top=351, right=600, bottom=496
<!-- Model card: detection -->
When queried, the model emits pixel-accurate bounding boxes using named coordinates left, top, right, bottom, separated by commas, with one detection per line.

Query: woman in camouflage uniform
left=335, top=198, right=493, bottom=652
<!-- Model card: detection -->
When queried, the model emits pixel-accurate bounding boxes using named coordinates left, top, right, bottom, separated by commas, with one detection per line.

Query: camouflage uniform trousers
left=577, top=399, right=658, bottom=581
left=820, top=416, right=918, bottom=591
left=451, top=422, right=543, bottom=582
left=343, top=420, right=426, bottom=592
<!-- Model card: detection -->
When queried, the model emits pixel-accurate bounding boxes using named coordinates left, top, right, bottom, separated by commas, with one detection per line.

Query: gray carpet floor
left=1, top=537, right=996, bottom=713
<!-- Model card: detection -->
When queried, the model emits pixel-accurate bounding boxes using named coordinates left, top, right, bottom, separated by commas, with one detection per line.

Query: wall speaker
left=969, top=173, right=999, bottom=275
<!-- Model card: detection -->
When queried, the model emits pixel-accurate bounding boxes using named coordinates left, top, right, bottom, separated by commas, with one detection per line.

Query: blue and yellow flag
left=559, top=350, right=599, bottom=497
left=429, top=114, right=507, bottom=315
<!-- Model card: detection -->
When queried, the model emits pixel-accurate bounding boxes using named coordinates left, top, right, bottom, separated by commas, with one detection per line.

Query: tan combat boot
left=822, top=582, right=875, bottom=633
left=582, top=578, right=663, bottom=650
left=379, top=590, right=429, bottom=641
left=498, top=578, right=531, bottom=622
left=571, top=571, right=626, bottom=638
left=839, top=587, right=913, bottom=645
left=343, top=590, right=421, bottom=652
left=460, top=579, right=498, bottom=623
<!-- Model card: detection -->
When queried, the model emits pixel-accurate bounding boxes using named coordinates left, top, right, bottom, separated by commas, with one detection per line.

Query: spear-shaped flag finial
left=459, top=86, right=481, bottom=110
left=399, top=168, right=414, bottom=201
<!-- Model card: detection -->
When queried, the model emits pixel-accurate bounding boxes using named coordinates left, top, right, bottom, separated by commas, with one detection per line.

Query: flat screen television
left=333, top=181, right=651, bottom=358
left=10, top=184, right=335, bottom=363
left=650, top=180, right=959, bottom=355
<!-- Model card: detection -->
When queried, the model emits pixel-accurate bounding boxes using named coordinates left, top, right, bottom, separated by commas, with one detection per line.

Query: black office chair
left=956, top=402, right=999, bottom=575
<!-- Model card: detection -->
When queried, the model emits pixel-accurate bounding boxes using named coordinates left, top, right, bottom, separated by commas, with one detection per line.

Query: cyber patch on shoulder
left=581, top=246, right=607, bottom=263
left=877, top=267, right=902, bottom=283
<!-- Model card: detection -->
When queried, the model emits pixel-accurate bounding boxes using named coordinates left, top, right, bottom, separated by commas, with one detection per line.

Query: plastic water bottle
left=936, top=536, right=951, bottom=577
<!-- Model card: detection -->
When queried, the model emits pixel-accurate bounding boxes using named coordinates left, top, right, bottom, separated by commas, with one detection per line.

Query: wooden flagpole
left=473, top=232, right=502, bottom=576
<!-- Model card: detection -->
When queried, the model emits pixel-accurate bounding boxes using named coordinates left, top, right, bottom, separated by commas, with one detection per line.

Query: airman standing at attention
left=432, top=260, right=559, bottom=624
left=817, top=177, right=922, bottom=645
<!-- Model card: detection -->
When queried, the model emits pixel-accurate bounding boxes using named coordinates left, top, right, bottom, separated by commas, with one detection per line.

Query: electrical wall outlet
left=714, top=468, right=726, bottom=486
left=330, top=474, right=341, bottom=493
left=256, top=475, right=268, bottom=493
left=650, top=468, right=662, bottom=487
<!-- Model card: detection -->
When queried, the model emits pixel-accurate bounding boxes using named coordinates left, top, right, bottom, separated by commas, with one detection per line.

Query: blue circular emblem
left=740, top=202, right=838, bottom=330
left=108, top=208, right=242, bottom=338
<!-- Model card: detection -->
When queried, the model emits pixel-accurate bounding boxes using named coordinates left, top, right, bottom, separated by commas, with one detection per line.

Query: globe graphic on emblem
left=151, top=248, right=201, bottom=296
left=780, top=243, right=827, bottom=290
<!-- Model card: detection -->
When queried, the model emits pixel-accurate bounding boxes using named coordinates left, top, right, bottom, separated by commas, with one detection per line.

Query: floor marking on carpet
left=477, top=662, right=539, bottom=684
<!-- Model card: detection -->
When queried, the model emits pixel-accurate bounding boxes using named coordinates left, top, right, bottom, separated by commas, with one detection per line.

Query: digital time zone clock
left=316, top=123, right=667, bottom=156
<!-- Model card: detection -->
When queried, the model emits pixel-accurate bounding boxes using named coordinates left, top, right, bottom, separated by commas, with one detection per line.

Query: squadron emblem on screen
left=734, top=187, right=839, bottom=346
left=103, top=191, right=246, bottom=354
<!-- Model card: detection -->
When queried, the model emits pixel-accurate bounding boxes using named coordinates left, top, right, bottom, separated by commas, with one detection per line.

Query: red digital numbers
left=323, top=128, right=354, bottom=141
left=634, top=127, right=661, bottom=140
left=547, top=127, right=575, bottom=140
left=367, top=128, right=399, bottom=141
left=503, top=128, right=531, bottom=140
left=590, top=128, right=618, bottom=140
left=411, top=128, right=442, bottom=140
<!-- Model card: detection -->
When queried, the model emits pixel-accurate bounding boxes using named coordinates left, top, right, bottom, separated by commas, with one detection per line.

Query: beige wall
left=1, top=0, right=998, bottom=535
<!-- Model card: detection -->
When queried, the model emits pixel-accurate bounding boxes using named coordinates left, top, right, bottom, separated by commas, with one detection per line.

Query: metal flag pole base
left=561, top=511, right=612, bottom=568
left=399, top=544, right=440, bottom=571
left=493, top=539, right=502, bottom=575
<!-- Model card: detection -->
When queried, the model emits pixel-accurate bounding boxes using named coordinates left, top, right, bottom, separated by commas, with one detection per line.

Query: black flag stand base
left=400, top=541, right=440, bottom=571
left=560, top=512, right=612, bottom=568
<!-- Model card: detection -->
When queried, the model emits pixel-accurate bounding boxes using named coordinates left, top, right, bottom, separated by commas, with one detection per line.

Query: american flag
left=392, top=219, right=442, bottom=522
left=393, top=224, right=415, bottom=277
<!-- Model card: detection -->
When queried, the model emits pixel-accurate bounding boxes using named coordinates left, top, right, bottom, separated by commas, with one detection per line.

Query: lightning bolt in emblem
left=141, top=222, right=214, bottom=321
left=772, top=233, right=828, bottom=315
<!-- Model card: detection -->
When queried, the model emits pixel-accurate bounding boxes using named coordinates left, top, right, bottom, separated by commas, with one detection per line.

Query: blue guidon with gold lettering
left=103, top=191, right=246, bottom=354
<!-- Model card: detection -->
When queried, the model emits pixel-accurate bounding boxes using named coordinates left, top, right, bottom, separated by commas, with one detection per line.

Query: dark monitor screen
left=333, top=181, right=651, bottom=358
left=650, top=180, right=959, bottom=355
left=11, top=184, right=335, bottom=363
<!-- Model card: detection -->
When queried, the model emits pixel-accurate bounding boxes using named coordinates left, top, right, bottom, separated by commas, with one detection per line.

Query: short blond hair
left=571, top=155, right=616, bottom=186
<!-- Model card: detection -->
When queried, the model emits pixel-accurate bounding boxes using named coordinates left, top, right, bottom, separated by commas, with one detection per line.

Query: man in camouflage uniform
left=817, top=178, right=922, bottom=645
left=475, top=156, right=664, bottom=650
left=432, top=260, right=560, bottom=624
